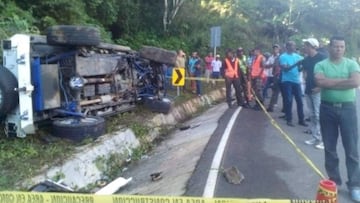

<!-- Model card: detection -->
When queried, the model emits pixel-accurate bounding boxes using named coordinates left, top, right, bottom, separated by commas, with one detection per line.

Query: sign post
left=210, top=26, right=221, bottom=56
left=172, top=67, right=185, bottom=97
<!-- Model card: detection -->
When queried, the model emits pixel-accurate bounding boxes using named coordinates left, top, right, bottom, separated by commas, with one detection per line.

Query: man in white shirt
left=263, top=52, right=274, bottom=99
left=211, top=54, right=222, bottom=85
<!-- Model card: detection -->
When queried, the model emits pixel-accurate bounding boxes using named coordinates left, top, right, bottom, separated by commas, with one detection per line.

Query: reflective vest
left=251, top=55, right=265, bottom=78
left=238, top=56, right=247, bottom=74
left=225, top=58, right=239, bottom=78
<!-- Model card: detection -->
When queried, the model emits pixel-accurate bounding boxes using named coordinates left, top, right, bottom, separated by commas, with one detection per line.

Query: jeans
left=195, top=72, right=202, bottom=95
left=190, top=73, right=196, bottom=91
left=268, top=76, right=280, bottom=110
left=320, top=102, right=360, bottom=189
left=251, top=77, right=264, bottom=105
left=240, top=74, right=250, bottom=103
left=263, top=77, right=274, bottom=98
left=282, top=81, right=304, bottom=122
left=305, top=93, right=321, bottom=140
left=225, top=77, right=243, bottom=106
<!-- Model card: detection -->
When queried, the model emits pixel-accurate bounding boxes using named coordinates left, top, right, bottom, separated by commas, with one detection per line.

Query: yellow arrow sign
left=172, top=68, right=185, bottom=86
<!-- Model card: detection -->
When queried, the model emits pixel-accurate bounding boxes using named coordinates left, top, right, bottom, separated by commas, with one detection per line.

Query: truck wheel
left=46, top=25, right=101, bottom=46
left=0, top=67, right=18, bottom=118
left=139, top=46, right=177, bottom=66
left=143, top=97, right=172, bottom=114
left=52, top=116, right=105, bottom=142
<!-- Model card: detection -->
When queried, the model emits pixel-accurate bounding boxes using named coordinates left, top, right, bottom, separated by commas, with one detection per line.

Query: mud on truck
left=0, top=25, right=176, bottom=142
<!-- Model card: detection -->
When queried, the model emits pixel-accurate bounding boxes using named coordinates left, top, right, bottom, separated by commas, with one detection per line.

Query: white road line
left=202, top=107, right=242, bottom=197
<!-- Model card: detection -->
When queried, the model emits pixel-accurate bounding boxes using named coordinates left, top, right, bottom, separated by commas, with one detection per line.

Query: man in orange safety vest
left=222, top=49, right=245, bottom=108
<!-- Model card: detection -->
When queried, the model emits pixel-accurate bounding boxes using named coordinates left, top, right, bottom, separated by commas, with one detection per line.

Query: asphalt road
left=186, top=93, right=360, bottom=202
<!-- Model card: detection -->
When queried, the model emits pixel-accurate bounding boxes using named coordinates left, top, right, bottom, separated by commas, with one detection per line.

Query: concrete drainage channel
left=27, top=88, right=226, bottom=193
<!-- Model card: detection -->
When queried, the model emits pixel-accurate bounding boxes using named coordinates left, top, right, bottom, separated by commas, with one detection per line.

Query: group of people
left=174, top=50, right=213, bottom=96
left=176, top=36, right=360, bottom=202
left=222, top=36, right=360, bottom=202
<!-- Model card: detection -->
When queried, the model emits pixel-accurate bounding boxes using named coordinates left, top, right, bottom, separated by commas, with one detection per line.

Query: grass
left=0, top=133, right=74, bottom=190
left=0, top=83, right=224, bottom=191
left=166, top=80, right=225, bottom=106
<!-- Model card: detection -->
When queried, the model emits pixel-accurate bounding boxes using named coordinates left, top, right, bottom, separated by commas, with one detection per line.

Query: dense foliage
left=1, top=0, right=360, bottom=57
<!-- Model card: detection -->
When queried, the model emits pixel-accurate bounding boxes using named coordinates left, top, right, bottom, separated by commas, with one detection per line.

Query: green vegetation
left=2, top=0, right=359, bottom=191
left=94, top=152, right=128, bottom=180
left=1, top=0, right=360, bottom=56
left=0, top=134, right=74, bottom=190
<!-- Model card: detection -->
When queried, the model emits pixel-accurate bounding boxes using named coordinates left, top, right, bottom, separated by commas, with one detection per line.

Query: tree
left=163, top=0, right=186, bottom=32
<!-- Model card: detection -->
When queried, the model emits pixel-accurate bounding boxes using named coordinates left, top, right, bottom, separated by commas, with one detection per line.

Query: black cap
left=273, top=44, right=280, bottom=48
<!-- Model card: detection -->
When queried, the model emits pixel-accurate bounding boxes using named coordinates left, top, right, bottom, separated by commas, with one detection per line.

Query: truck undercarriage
left=1, top=25, right=176, bottom=141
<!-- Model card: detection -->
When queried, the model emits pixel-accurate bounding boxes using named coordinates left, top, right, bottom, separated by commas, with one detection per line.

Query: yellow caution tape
left=251, top=89, right=326, bottom=179
left=166, top=76, right=225, bottom=82
left=0, top=191, right=328, bottom=203
left=184, top=77, right=225, bottom=82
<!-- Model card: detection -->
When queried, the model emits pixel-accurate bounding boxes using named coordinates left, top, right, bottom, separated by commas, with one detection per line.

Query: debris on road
left=95, top=177, right=132, bottom=195
left=150, top=172, right=163, bottom=181
left=178, top=123, right=202, bottom=131
left=223, top=166, right=244, bottom=184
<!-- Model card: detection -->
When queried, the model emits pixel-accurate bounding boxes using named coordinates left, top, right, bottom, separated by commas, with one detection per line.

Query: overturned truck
left=1, top=25, right=176, bottom=141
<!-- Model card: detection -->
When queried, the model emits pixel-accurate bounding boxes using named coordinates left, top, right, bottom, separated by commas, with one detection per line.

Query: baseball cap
left=216, top=54, right=220, bottom=57
left=237, top=47, right=244, bottom=52
left=273, top=44, right=280, bottom=48
left=302, top=38, right=319, bottom=48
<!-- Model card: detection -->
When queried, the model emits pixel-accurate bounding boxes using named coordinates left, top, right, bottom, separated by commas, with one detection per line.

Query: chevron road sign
left=172, top=68, right=185, bottom=86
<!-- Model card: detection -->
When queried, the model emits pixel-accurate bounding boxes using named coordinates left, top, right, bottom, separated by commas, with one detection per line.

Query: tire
left=52, top=116, right=105, bottom=142
left=47, top=25, right=101, bottom=46
left=143, top=97, right=172, bottom=114
left=139, top=46, right=177, bottom=66
left=0, top=67, right=18, bottom=117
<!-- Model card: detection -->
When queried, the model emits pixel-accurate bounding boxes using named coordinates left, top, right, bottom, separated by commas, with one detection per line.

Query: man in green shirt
left=314, top=36, right=360, bottom=202
left=236, top=47, right=250, bottom=108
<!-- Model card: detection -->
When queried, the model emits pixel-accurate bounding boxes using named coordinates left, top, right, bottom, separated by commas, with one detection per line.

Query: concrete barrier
left=26, top=88, right=226, bottom=190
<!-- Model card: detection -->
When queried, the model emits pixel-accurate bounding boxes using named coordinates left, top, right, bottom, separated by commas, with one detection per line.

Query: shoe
left=252, top=105, right=261, bottom=111
left=279, top=115, right=286, bottom=119
left=303, top=129, right=312, bottom=134
left=305, top=138, right=317, bottom=145
left=266, top=108, right=273, bottom=112
left=305, top=117, right=311, bottom=122
left=328, top=178, right=342, bottom=186
left=287, top=121, right=294, bottom=127
left=238, top=102, right=246, bottom=107
left=298, top=121, right=308, bottom=127
left=228, top=103, right=233, bottom=108
left=243, top=103, right=251, bottom=108
left=350, top=188, right=360, bottom=202
left=315, top=142, right=324, bottom=150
